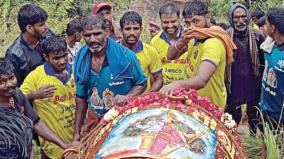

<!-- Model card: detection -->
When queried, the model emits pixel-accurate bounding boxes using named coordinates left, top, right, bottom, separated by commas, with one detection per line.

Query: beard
left=89, top=43, right=105, bottom=53
left=234, top=23, right=247, bottom=32
left=88, top=39, right=107, bottom=54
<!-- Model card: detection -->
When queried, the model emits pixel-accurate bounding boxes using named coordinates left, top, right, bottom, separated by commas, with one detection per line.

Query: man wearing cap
left=91, top=2, right=122, bottom=41
left=225, top=3, right=265, bottom=134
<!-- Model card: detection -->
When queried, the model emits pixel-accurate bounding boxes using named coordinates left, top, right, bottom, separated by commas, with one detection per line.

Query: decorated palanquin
left=62, top=88, right=247, bottom=159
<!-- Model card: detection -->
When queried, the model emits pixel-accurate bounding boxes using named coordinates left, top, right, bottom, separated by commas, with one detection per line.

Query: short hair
left=120, top=11, right=142, bottom=28
left=41, top=35, right=67, bottom=55
left=0, top=106, right=33, bottom=159
left=0, top=58, right=14, bottom=78
left=251, top=9, right=265, bottom=19
left=182, top=0, right=208, bottom=18
left=66, top=19, right=83, bottom=36
left=17, top=4, right=48, bottom=32
left=256, top=16, right=266, bottom=27
left=267, top=8, right=284, bottom=35
left=81, top=15, right=107, bottom=31
left=159, top=3, right=180, bottom=18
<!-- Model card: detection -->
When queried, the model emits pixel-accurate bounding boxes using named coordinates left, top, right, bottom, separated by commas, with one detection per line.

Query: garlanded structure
left=62, top=88, right=247, bottom=159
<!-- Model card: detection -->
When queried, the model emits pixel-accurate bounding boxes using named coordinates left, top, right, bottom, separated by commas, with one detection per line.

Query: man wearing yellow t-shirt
left=150, top=3, right=190, bottom=85
left=20, top=36, right=76, bottom=158
left=120, top=11, right=163, bottom=92
left=160, top=1, right=227, bottom=109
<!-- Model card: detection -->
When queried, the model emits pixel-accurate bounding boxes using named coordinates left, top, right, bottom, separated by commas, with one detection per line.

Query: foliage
left=0, top=0, right=76, bottom=57
left=242, top=111, right=284, bottom=159
left=0, top=0, right=283, bottom=57
left=74, top=0, right=133, bottom=21
left=242, top=135, right=263, bottom=158
left=207, top=0, right=284, bottom=23
left=0, top=0, right=135, bottom=57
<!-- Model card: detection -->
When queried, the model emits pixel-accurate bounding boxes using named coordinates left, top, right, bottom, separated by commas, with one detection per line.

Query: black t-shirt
left=0, top=88, right=36, bottom=159
left=5, top=29, right=54, bottom=87
left=14, top=88, right=40, bottom=124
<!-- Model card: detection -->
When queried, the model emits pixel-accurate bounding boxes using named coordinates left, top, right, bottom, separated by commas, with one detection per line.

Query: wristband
left=174, top=41, right=183, bottom=52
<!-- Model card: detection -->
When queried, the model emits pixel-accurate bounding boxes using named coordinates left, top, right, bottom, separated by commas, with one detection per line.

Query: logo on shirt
left=109, top=80, right=125, bottom=86
left=54, top=92, right=75, bottom=104
left=91, top=87, right=102, bottom=106
left=266, top=68, right=277, bottom=88
left=70, top=79, right=75, bottom=88
left=90, top=87, right=115, bottom=110
left=277, top=60, right=284, bottom=69
left=193, top=50, right=198, bottom=59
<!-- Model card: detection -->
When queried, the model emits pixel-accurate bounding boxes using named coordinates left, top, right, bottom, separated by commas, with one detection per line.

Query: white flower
left=103, top=108, right=119, bottom=121
left=221, top=113, right=237, bottom=130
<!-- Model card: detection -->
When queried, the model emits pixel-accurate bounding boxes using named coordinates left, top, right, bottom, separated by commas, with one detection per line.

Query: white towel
left=260, top=36, right=275, bottom=53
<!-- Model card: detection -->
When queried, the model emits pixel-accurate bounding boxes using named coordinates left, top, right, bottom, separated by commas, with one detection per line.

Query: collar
left=105, top=38, right=132, bottom=80
left=20, top=34, right=39, bottom=51
left=44, top=62, right=72, bottom=84
left=110, top=33, right=118, bottom=41
left=133, top=40, right=143, bottom=53
left=101, top=54, right=109, bottom=68
left=193, top=38, right=208, bottom=46
left=160, top=26, right=183, bottom=45
left=276, top=42, right=284, bottom=51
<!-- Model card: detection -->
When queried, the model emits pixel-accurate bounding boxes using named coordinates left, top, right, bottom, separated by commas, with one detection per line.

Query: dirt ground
left=238, top=113, right=250, bottom=135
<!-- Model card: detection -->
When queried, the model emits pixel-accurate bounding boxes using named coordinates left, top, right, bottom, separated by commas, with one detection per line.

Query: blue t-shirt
left=261, top=45, right=284, bottom=122
left=76, top=43, right=146, bottom=115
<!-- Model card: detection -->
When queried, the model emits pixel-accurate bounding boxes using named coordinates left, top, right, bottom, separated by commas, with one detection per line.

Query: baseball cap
left=91, top=2, right=112, bottom=14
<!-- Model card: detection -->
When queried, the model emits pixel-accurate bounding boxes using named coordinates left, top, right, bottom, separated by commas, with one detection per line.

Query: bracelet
left=174, top=41, right=183, bottom=53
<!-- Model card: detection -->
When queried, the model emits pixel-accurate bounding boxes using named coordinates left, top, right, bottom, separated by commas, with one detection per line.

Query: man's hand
left=179, top=27, right=194, bottom=45
left=72, top=131, right=80, bottom=142
left=114, top=95, right=128, bottom=106
left=159, top=81, right=184, bottom=96
left=168, top=27, right=193, bottom=60
left=63, top=140, right=82, bottom=150
left=30, top=85, right=57, bottom=100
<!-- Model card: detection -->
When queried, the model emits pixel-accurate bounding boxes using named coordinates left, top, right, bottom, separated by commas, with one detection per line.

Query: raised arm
left=168, top=28, right=194, bottom=60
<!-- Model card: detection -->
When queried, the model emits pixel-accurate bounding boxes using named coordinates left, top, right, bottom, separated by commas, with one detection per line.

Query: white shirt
left=68, top=42, right=82, bottom=65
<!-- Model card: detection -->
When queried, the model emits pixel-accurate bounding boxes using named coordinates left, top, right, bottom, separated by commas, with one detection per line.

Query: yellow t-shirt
left=187, top=38, right=227, bottom=109
left=20, top=64, right=76, bottom=159
left=136, top=42, right=162, bottom=91
left=150, top=32, right=190, bottom=84
left=252, top=23, right=260, bottom=30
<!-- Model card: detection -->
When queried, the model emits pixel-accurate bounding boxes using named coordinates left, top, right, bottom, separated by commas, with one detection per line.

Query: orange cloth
left=190, top=26, right=237, bottom=64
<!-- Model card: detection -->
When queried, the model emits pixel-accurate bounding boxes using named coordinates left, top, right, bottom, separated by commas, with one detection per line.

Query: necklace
left=9, top=97, right=15, bottom=109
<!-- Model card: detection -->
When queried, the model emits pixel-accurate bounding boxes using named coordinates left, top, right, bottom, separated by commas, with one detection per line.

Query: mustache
left=165, top=27, right=177, bottom=30
left=126, top=36, right=137, bottom=40
left=236, top=23, right=247, bottom=28
left=89, top=42, right=103, bottom=47
left=237, top=23, right=246, bottom=26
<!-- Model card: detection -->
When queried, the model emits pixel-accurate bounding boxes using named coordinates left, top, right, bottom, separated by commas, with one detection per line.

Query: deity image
left=91, top=87, right=102, bottom=107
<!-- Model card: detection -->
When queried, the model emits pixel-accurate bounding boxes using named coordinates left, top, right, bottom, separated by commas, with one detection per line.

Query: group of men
left=0, top=0, right=284, bottom=158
